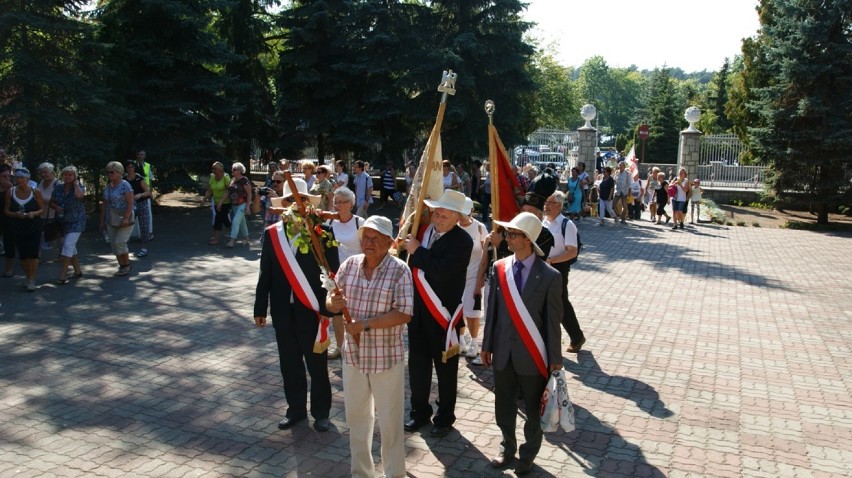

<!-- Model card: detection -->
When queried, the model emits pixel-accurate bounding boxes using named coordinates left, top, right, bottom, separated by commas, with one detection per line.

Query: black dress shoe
left=515, top=459, right=534, bottom=475
left=277, top=416, right=306, bottom=430
left=429, top=425, right=452, bottom=437
left=404, top=419, right=428, bottom=432
left=490, top=453, right=516, bottom=469
left=314, top=418, right=331, bottom=432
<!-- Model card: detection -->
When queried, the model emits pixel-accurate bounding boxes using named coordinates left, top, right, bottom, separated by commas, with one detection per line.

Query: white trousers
left=599, top=199, right=616, bottom=221
left=343, top=360, right=406, bottom=478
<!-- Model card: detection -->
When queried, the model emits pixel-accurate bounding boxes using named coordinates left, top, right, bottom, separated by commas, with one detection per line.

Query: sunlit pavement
left=1, top=206, right=850, bottom=477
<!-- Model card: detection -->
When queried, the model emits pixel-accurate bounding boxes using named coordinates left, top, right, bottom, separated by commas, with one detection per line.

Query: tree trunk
left=816, top=201, right=828, bottom=225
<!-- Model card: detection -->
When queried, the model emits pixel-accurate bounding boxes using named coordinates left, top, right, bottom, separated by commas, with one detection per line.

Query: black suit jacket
left=254, top=223, right=339, bottom=333
left=408, top=224, right=473, bottom=352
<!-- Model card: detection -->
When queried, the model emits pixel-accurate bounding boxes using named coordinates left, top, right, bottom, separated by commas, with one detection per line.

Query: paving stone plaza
left=1, top=204, right=850, bottom=477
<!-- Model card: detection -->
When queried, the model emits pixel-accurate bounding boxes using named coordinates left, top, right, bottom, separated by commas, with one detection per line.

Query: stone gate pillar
left=678, top=106, right=703, bottom=176
left=577, top=104, right=597, bottom=171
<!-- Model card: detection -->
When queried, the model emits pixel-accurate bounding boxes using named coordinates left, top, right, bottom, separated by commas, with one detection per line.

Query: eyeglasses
left=545, top=200, right=560, bottom=205
left=504, top=231, right=525, bottom=240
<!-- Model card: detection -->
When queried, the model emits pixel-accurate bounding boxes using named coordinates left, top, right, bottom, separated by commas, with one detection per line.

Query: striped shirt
left=335, top=252, right=413, bottom=374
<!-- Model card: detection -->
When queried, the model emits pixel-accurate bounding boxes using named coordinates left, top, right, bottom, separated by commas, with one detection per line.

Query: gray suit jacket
left=482, top=256, right=563, bottom=375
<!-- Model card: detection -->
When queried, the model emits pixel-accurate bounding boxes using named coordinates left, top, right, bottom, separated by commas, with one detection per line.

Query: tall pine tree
left=97, top=0, right=243, bottom=173
left=644, top=68, right=682, bottom=163
left=0, top=1, right=127, bottom=169
left=749, top=0, right=851, bottom=223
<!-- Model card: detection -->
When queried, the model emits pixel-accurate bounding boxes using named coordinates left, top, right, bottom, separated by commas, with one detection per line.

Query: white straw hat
left=281, top=177, right=320, bottom=206
left=493, top=212, right=544, bottom=256
left=423, top=189, right=466, bottom=214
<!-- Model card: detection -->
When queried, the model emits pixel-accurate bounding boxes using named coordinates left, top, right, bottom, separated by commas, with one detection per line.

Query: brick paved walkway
left=1, top=205, right=850, bottom=477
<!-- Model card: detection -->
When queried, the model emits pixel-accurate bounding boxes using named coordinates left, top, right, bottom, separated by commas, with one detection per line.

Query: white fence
left=697, top=134, right=766, bottom=189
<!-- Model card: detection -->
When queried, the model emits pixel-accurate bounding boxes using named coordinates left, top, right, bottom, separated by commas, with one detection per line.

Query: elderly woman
left=224, top=161, right=252, bottom=248
left=36, top=163, right=59, bottom=254
left=51, top=166, right=86, bottom=283
left=301, top=160, right=317, bottom=190
left=124, top=161, right=152, bottom=257
left=203, top=161, right=231, bottom=245
left=325, top=186, right=364, bottom=359
left=310, top=164, right=334, bottom=210
left=442, top=160, right=459, bottom=191
left=4, top=168, right=45, bottom=290
left=100, top=161, right=135, bottom=276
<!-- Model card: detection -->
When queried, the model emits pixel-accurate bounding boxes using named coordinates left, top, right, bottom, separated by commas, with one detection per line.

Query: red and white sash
left=412, top=267, right=464, bottom=362
left=268, top=222, right=331, bottom=353
left=495, top=259, right=548, bottom=378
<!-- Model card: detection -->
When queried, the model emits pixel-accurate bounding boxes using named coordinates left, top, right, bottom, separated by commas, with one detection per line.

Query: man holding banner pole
left=253, top=178, right=339, bottom=433
left=401, top=189, right=473, bottom=438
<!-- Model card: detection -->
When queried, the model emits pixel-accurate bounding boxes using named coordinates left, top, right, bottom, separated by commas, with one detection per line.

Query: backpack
left=561, top=217, right=581, bottom=267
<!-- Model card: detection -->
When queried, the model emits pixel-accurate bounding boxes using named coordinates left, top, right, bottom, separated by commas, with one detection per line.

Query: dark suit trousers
left=494, top=359, right=548, bottom=462
left=551, top=261, right=584, bottom=344
left=408, top=333, right=459, bottom=427
left=274, top=307, right=331, bottom=420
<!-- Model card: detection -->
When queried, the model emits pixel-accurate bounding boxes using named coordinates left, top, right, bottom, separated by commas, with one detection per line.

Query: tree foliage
left=0, top=0, right=760, bottom=182
left=643, top=68, right=682, bottom=163
left=0, top=0, right=128, bottom=171
left=747, top=0, right=852, bottom=223
left=97, top=0, right=243, bottom=172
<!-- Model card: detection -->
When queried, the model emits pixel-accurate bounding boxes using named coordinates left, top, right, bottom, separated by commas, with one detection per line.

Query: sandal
left=57, top=278, right=69, bottom=285
left=71, top=271, right=83, bottom=279
left=114, top=265, right=132, bottom=276
left=135, top=249, right=148, bottom=258
left=208, top=238, right=220, bottom=245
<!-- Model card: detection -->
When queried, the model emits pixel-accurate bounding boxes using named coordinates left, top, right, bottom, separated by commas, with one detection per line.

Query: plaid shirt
left=335, top=253, right=413, bottom=374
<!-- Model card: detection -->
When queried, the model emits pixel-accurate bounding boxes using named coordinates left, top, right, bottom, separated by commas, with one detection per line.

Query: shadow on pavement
left=573, top=219, right=793, bottom=291
left=564, top=351, right=673, bottom=419
left=547, top=404, right=666, bottom=477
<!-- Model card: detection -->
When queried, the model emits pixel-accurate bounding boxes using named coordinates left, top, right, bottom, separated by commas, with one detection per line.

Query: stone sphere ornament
left=580, top=104, right=597, bottom=129
left=684, top=106, right=702, bottom=132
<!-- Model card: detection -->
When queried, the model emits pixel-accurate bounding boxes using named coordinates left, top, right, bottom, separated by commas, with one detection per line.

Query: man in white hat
left=327, top=215, right=413, bottom=478
left=401, top=189, right=473, bottom=437
left=481, top=212, right=563, bottom=476
left=253, top=177, right=338, bottom=433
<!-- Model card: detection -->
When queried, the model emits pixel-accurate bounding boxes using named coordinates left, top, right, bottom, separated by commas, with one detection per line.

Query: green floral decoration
left=283, top=205, right=340, bottom=259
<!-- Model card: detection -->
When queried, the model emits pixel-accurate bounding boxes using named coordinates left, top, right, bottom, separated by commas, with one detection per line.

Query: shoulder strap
left=561, top=216, right=568, bottom=240
left=355, top=216, right=362, bottom=229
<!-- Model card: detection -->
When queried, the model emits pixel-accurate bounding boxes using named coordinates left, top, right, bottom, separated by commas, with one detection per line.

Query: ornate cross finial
left=484, top=100, right=495, bottom=124
left=438, top=70, right=457, bottom=96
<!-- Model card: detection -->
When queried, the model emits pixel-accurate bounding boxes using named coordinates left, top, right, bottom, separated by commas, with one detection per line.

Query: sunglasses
left=273, top=180, right=284, bottom=184
left=503, top=231, right=525, bottom=240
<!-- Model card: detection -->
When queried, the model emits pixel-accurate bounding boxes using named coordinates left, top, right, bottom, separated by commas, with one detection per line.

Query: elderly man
left=543, top=191, right=586, bottom=353
left=253, top=178, right=338, bottom=432
left=481, top=212, right=563, bottom=476
left=327, top=215, right=412, bottom=478
left=402, top=189, right=473, bottom=437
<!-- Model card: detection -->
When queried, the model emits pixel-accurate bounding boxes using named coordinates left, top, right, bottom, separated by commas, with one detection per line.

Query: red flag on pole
left=488, top=124, right=521, bottom=222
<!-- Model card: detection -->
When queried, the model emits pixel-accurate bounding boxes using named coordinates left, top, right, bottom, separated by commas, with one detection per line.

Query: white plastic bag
left=539, top=369, right=575, bottom=433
